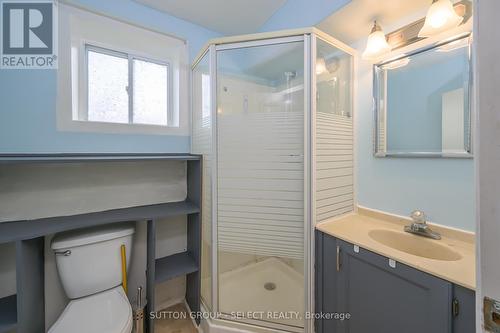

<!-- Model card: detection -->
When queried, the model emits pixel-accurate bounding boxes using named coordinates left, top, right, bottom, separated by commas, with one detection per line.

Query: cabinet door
left=315, top=230, right=325, bottom=333
left=336, top=239, right=452, bottom=333
left=452, top=285, right=475, bottom=333
left=315, top=231, right=339, bottom=333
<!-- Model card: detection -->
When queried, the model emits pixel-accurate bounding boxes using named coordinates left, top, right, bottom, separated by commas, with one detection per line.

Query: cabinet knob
left=452, top=299, right=460, bottom=317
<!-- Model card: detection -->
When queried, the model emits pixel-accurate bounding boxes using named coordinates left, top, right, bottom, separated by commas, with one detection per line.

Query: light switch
left=484, top=297, right=500, bottom=333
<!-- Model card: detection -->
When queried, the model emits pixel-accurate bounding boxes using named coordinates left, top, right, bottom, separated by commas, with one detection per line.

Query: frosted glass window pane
left=133, top=59, right=168, bottom=125
left=87, top=50, right=129, bottom=123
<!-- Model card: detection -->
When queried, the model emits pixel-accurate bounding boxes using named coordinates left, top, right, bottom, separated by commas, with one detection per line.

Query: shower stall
left=191, top=28, right=355, bottom=333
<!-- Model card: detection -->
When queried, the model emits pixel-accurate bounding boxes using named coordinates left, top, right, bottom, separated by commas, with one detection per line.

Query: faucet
left=404, top=210, right=441, bottom=240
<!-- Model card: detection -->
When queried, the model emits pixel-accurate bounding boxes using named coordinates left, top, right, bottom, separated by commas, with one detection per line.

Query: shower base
left=217, top=257, right=304, bottom=329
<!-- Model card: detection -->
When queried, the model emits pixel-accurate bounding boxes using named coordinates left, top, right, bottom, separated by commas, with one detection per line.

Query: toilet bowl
left=49, top=286, right=132, bottom=333
left=48, top=223, right=135, bottom=333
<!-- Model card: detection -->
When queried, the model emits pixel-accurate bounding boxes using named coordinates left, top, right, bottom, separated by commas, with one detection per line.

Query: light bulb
left=316, top=58, right=327, bottom=75
left=362, top=21, right=391, bottom=61
left=419, top=0, right=463, bottom=38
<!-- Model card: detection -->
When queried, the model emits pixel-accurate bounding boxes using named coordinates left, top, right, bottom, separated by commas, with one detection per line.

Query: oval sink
left=368, top=229, right=462, bottom=261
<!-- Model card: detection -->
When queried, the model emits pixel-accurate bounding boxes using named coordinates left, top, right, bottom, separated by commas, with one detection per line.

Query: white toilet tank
left=51, top=223, right=135, bottom=299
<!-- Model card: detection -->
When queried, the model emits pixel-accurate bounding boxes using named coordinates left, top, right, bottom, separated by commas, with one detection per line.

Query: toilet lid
left=49, top=286, right=132, bottom=333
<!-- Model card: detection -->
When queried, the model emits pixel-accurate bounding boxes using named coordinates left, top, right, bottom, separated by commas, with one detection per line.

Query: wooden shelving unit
left=0, top=154, right=202, bottom=333
left=146, top=158, right=202, bottom=332
left=0, top=200, right=200, bottom=244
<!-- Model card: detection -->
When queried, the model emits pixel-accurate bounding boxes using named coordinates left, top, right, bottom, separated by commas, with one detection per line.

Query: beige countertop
left=316, top=207, right=476, bottom=290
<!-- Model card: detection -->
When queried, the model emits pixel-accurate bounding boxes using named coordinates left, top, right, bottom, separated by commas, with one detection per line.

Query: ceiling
left=134, top=0, right=288, bottom=35
left=317, top=0, right=439, bottom=45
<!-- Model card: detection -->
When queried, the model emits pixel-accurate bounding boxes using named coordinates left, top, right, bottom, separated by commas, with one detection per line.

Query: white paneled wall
left=316, top=112, right=354, bottom=222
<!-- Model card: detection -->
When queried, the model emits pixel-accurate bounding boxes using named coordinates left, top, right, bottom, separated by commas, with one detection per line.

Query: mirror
left=374, top=34, right=472, bottom=158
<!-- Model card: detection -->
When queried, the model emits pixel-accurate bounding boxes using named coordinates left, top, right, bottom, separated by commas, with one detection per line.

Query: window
left=57, top=5, right=189, bottom=136
left=85, top=45, right=169, bottom=126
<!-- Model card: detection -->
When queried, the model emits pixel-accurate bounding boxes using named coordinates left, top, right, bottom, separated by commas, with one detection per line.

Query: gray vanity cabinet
left=335, top=238, right=452, bottom=333
left=315, top=231, right=475, bottom=333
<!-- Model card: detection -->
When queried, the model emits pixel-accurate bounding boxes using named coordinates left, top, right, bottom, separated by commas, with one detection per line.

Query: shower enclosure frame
left=191, top=28, right=357, bottom=333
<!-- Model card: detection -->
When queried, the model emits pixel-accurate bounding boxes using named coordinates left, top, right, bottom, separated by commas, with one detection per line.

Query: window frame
left=57, top=5, right=191, bottom=137
left=82, top=43, right=172, bottom=127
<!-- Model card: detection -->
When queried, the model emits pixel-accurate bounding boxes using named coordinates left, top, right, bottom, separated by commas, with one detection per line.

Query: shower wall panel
left=315, top=40, right=354, bottom=223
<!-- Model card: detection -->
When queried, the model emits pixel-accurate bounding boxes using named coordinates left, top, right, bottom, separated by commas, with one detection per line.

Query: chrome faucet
left=404, top=210, right=441, bottom=240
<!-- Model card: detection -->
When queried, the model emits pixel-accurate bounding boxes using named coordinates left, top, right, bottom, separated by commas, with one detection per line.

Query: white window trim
left=57, top=3, right=190, bottom=136
left=81, top=42, right=173, bottom=126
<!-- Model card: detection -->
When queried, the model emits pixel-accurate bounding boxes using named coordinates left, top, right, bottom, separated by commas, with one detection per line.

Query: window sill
left=57, top=119, right=186, bottom=136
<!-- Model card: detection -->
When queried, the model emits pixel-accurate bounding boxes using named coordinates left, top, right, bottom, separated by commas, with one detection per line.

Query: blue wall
left=356, top=56, right=475, bottom=231
left=259, top=0, right=350, bottom=32
left=0, top=0, right=220, bottom=153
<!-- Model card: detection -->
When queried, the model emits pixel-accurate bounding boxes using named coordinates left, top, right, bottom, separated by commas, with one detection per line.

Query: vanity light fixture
left=362, top=21, right=391, bottom=61
left=419, top=0, right=463, bottom=38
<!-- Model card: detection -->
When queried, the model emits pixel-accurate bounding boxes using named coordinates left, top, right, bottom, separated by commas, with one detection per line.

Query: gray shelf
left=0, top=294, right=16, bottom=333
left=155, top=252, right=198, bottom=283
left=0, top=200, right=200, bottom=244
left=0, top=153, right=201, bottom=164
left=147, top=158, right=202, bottom=332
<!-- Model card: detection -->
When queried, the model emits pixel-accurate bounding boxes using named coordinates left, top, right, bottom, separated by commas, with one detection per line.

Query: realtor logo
left=1, top=0, right=58, bottom=69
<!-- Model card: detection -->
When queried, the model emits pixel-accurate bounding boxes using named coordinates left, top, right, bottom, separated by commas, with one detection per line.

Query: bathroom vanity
left=315, top=210, right=475, bottom=333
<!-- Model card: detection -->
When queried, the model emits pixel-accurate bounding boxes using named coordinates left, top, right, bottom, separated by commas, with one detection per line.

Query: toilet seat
left=49, top=286, right=132, bottom=333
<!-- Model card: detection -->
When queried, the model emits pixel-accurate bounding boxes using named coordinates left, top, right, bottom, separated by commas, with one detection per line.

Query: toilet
left=49, top=223, right=135, bottom=333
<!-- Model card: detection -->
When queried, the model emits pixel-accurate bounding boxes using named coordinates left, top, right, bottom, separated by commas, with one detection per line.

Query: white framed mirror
left=374, top=33, right=472, bottom=158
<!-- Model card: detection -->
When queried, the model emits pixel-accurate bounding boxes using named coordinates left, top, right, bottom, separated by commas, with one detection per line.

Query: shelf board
left=0, top=200, right=200, bottom=243
left=0, top=153, right=201, bottom=164
left=0, top=295, right=16, bottom=333
left=155, top=252, right=199, bottom=283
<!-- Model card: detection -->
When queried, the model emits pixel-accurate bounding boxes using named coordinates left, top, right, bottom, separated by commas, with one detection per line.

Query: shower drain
left=264, top=282, right=277, bottom=291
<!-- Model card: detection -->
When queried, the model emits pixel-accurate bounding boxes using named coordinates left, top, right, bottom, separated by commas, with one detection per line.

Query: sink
left=368, top=229, right=462, bottom=261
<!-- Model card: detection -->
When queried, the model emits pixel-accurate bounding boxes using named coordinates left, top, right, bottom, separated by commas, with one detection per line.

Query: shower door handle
left=55, top=250, right=71, bottom=256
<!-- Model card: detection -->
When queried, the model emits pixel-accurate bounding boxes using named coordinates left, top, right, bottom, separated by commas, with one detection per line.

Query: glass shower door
left=216, top=39, right=305, bottom=330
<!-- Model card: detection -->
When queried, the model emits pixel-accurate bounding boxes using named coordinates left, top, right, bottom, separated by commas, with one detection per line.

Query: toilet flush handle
left=54, top=250, right=71, bottom=256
